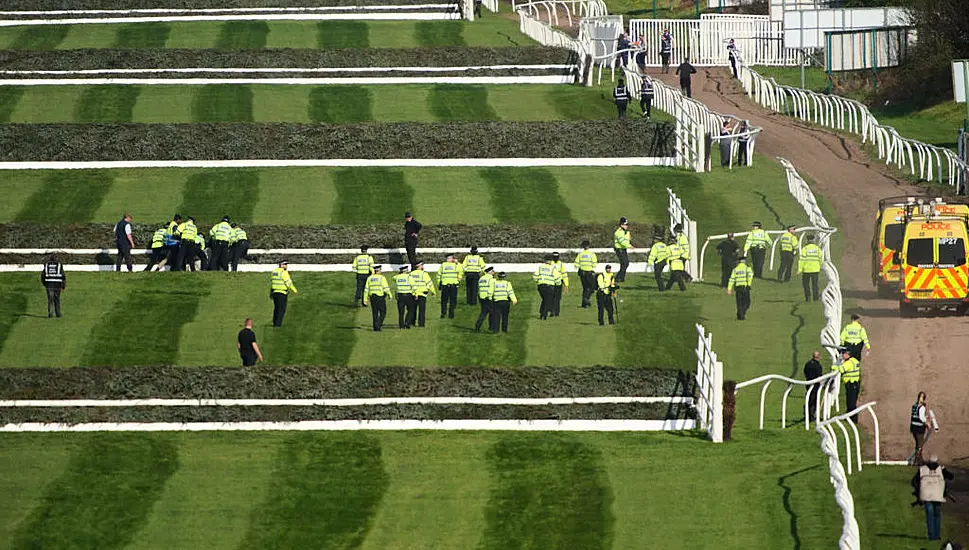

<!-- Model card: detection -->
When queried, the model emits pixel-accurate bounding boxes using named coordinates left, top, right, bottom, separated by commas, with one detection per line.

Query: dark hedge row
left=2, top=68, right=573, bottom=80
left=0, top=47, right=575, bottom=69
left=0, top=402, right=693, bottom=424
left=0, top=121, right=674, bottom=161
left=0, top=223, right=666, bottom=249
left=0, top=366, right=695, bottom=400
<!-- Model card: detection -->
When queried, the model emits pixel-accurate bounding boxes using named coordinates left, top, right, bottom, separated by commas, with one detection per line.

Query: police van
left=872, top=196, right=919, bottom=297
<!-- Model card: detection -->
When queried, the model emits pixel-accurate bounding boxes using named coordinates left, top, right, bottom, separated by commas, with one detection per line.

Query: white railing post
left=695, top=323, right=723, bottom=443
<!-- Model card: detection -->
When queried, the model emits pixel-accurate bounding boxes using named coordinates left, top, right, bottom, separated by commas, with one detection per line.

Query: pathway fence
left=735, top=371, right=840, bottom=430
left=694, top=324, right=724, bottom=442
left=667, top=187, right=699, bottom=280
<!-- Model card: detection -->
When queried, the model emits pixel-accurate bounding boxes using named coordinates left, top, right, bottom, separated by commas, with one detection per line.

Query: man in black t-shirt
left=237, top=317, right=263, bottom=366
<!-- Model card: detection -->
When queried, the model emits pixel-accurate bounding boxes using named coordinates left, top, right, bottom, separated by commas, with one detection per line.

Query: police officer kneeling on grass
left=41, top=255, right=65, bottom=318
left=727, top=255, right=753, bottom=321
left=597, top=265, right=617, bottom=326
left=363, top=265, right=391, bottom=332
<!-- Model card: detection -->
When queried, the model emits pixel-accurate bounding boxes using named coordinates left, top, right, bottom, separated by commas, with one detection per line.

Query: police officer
left=404, top=212, right=422, bottom=268
left=491, top=271, right=518, bottom=333
left=145, top=226, right=167, bottom=271
left=660, top=29, right=673, bottom=74
left=229, top=223, right=249, bottom=271
left=394, top=265, right=414, bottom=329
left=840, top=313, right=871, bottom=362
left=673, top=223, right=691, bottom=281
left=574, top=240, right=597, bottom=308
left=614, top=217, right=631, bottom=283
left=208, top=216, right=233, bottom=271
left=353, top=246, right=375, bottom=307
left=438, top=254, right=463, bottom=319
left=462, top=246, right=484, bottom=305
left=665, top=237, right=687, bottom=292
left=647, top=235, right=670, bottom=291
left=475, top=266, right=495, bottom=331
left=596, top=264, right=616, bottom=325
left=533, top=255, right=559, bottom=320
left=613, top=78, right=630, bottom=119
left=833, top=347, right=861, bottom=423
left=40, top=254, right=65, bottom=318
left=114, top=212, right=135, bottom=272
left=716, top=233, right=739, bottom=287
left=798, top=234, right=823, bottom=301
left=363, top=265, right=392, bottom=332
left=727, top=255, right=753, bottom=321
left=550, top=252, right=568, bottom=317
left=270, top=260, right=297, bottom=327
left=174, top=216, right=199, bottom=272
left=777, top=225, right=798, bottom=282
left=743, top=221, right=772, bottom=278
left=640, top=76, right=654, bottom=119
left=410, top=261, right=436, bottom=328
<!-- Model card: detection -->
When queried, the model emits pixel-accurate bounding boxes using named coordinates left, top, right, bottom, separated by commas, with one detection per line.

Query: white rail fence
left=513, top=0, right=608, bottom=26
left=739, top=63, right=969, bottom=191
left=694, top=324, right=724, bottom=443
left=698, top=226, right=830, bottom=279
left=667, top=187, right=699, bottom=280
left=516, top=6, right=589, bottom=83
left=735, top=372, right=840, bottom=430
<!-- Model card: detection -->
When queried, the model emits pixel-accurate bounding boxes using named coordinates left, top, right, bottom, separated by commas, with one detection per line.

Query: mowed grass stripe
left=309, top=86, right=373, bottom=123
left=80, top=276, right=210, bottom=366
left=415, top=21, right=466, bottom=46
left=332, top=168, right=413, bottom=224
left=192, top=85, right=254, bottom=122
left=74, top=86, right=141, bottom=123
left=113, top=23, right=171, bottom=48
left=10, top=26, right=69, bottom=50
left=479, top=434, right=613, bottom=550
left=240, top=433, right=389, bottom=549
left=216, top=21, right=269, bottom=49
left=15, top=170, right=114, bottom=223
left=0, top=291, right=28, bottom=358
left=317, top=21, right=369, bottom=49
left=10, top=434, right=178, bottom=550
left=0, top=89, right=24, bottom=123
left=428, top=85, right=498, bottom=121
left=481, top=168, right=574, bottom=223
left=179, top=169, right=259, bottom=224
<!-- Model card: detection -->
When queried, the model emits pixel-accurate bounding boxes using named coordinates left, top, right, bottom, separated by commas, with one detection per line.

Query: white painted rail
left=735, top=371, right=840, bottom=430
left=694, top=323, right=723, bottom=442
left=667, top=187, right=698, bottom=280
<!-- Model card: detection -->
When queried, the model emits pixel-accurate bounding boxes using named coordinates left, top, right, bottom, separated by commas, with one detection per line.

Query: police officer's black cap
left=173, top=214, right=182, bottom=221
left=498, top=271, right=507, bottom=278
left=361, top=245, right=368, bottom=252
left=471, top=246, right=478, bottom=254
left=605, top=264, right=612, bottom=270
left=188, top=216, right=195, bottom=222
left=787, top=224, right=796, bottom=230
left=416, top=261, right=424, bottom=267
left=279, top=260, right=288, bottom=266
left=838, top=347, right=850, bottom=354
left=484, top=266, right=494, bottom=273
left=552, top=252, right=560, bottom=258
left=752, top=221, right=762, bottom=227
left=581, top=240, right=590, bottom=247
left=806, top=234, right=815, bottom=241
left=619, top=217, right=628, bottom=225
left=404, top=211, right=412, bottom=217
left=222, top=216, right=230, bottom=222
left=231, top=223, right=238, bottom=228
left=674, top=223, right=683, bottom=232
left=399, top=265, right=409, bottom=272
left=373, top=265, right=382, bottom=271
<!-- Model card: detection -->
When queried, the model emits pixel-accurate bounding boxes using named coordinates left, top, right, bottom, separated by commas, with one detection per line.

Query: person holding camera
left=596, top=265, right=617, bottom=326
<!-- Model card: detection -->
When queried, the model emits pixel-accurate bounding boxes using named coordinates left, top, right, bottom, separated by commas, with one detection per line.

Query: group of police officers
left=141, top=214, right=250, bottom=273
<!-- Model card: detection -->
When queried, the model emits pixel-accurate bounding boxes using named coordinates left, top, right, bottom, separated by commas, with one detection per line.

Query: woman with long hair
left=909, top=392, right=939, bottom=465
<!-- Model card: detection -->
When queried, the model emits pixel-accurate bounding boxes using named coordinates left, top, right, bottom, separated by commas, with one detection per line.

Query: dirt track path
left=649, top=67, right=969, bottom=462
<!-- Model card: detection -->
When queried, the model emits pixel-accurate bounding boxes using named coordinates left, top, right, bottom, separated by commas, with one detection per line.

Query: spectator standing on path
left=727, top=38, right=739, bottom=78
left=675, top=58, right=697, bottom=98
left=660, top=29, right=673, bottom=74
left=833, top=347, right=861, bottom=423
left=574, top=240, right=598, bottom=308
left=716, top=233, right=739, bottom=288
left=640, top=76, right=654, bottom=118
left=404, top=212, right=422, bottom=268
left=41, top=255, right=65, bottom=318
left=613, top=78, right=630, bottom=119
left=490, top=272, right=517, bottom=333
left=909, top=391, right=940, bottom=466
left=743, top=221, right=771, bottom=278
left=114, top=212, right=135, bottom=272
left=237, top=318, right=263, bottom=366
left=798, top=234, right=823, bottom=301
left=912, top=455, right=954, bottom=542
left=462, top=246, right=484, bottom=306
left=353, top=246, right=375, bottom=307
left=647, top=235, right=670, bottom=291
left=804, top=351, right=823, bottom=421
left=777, top=225, right=798, bottom=282
left=363, top=265, right=391, bottom=332
left=613, top=217, right=631, bottom=282
left=270, top=260, right=297, bottom=327
left=840, top=313, right=871, bottom=362
left=727, top=255, right=753, bottom=320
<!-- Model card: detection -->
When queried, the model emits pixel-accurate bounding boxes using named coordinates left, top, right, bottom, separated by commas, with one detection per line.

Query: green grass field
left=0, top=16, right=533, bottom=50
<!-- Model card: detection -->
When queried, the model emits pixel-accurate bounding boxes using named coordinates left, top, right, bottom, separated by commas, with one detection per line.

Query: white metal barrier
left=482, top=0, right=498, bottom=12
left=739, top=62, right=969, bottom=191
left=698, top=226, right=830, bottom=280
left=735, top=371, right=840, bottom=430
left=512, top=0, right=607, bottom=22
left=695, top=323, right=724, bottom=443
left=667, top=187, right=699, bottom=280
left=516, top=7, right=589, bottom=83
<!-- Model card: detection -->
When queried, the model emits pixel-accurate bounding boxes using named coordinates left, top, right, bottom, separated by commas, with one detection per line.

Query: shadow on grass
left=789, top=303, right=805, bottom=378
left=778, top=464, right=821, bottom=550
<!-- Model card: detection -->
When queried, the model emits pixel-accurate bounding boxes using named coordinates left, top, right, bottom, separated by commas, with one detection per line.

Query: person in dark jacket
left=640, top=76, right=655, bottom=119
left=114, top=212, right=135, bottom=272
left=404, top=212, right=422, bottom=268
left=613, top=78, right=630, bottom=119
left=675, top=58, right=697, bottom=98
left=41, top=255, right=66, bottom=318
left=716, top=233, right=740, bottom=287
left=727, top=38, right=739, bottom=78
left=617, top=33, right=631, bottom=67
left=803, top=351, right=823, bottom=421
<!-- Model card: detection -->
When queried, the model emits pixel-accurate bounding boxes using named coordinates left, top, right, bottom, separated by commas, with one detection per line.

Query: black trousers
left=195, top=249, right=208, bottom=272
left=844, top=381, right=860, bottom=423
left=492, top=300, right=510, bottom=333
left=413, top=296, right=428, bottom=327
left=730, top=56, right=738, bottom=78
left=440, top=285, right=458, bottom=318
left=175, top=241, right=197, bottom=272
left=778, top=251, right=795, bottom=282
left=230, top=240, right=249, bottom=271
left=405, top=237, right=418, bottom=268
left=466, top=272, right=480, bottom=305
left=475, top=298, right=493, bottom=330
left=474, top=0, right=481, bottom=17
left=116, top=244, right=133, bottom=272
left=597, top=293, right=614, bottom=325
left=46, top=287, right=62, bottom=317
left=579, top=271, right=595, bottom=307
left=615, top=248, right=629, bottom=282
left=355, top=273, right=368, bottom=304
left=738, top=139, right=748, bottom=166
left=552, top=285, right=563, bottom=316
left=616, top=100, right=628, bottom=119
left=369, top=294, right=386, bottom=331
left=272, top=292, right=288, bottom=327
left=681, top=80, right=692, bottom=98
left=640, top=96, right=652, bottom=117
left=749, top=247, right=766, bottom=278
left=210, top=240, right=230, bottom=271
left=145, top=248, right=166, bottom=271
left=537, top=285, right=554, bottom=319
left=802, top=272, right=820, bottom=301
left=734, top=286, right=751, bottom=320
left=661, top=53, right=670, bottom=72
left=241, top=354, right=257, bottom=367
left=720, top=259, right=735, bottom=288
left=665, top=269, right=687, bottom=291
left=398, top=294, right=415, bottom=328
left=806, top=383, right=819, bottom=421
left=653, top=260, right=667, bottom=291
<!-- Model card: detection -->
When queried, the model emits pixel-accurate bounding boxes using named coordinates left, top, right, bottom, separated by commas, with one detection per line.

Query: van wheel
left=899, top=301, right=915, bottom=318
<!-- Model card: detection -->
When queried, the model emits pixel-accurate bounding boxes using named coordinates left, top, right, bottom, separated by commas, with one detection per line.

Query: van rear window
left=906, top=238, right=934, bottom=267
left=884, top=223, right=904, bottom=250
left=938, top=238, right=966, bottom=267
